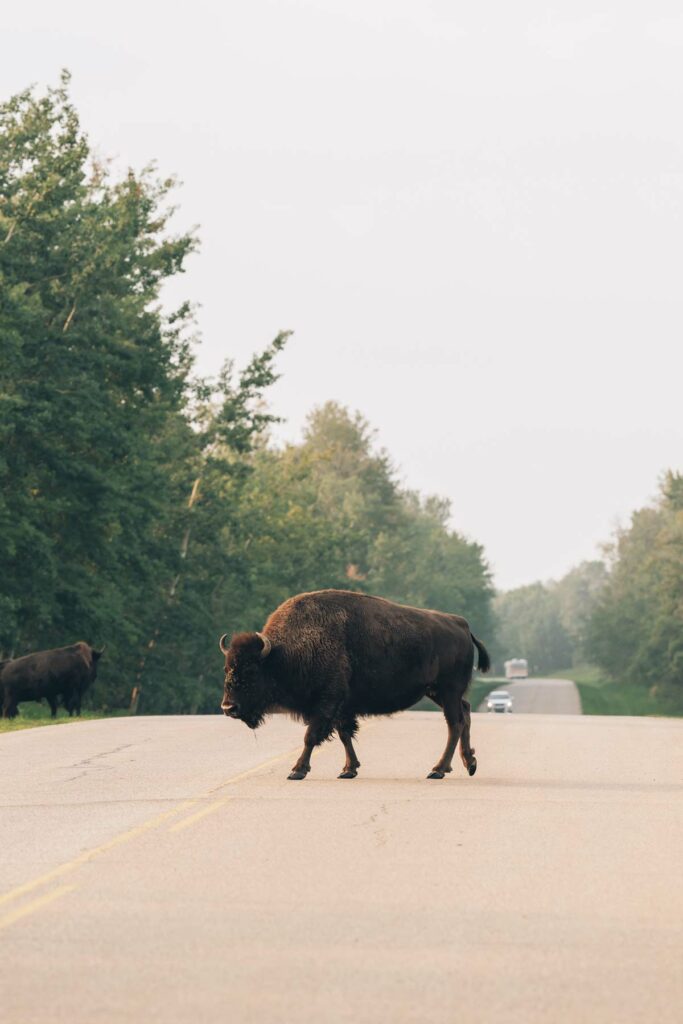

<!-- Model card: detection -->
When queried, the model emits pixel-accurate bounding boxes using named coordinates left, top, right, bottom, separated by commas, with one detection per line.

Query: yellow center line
left=0, top=800, right=197, bottom=910
left=0, top=743, right=305, bottom=909
left=207, top=747, right=301, bottom=794
left=0, top=884, right=76, bottom=933
left=168, top=799, right=230, bottom=832
left=0, top=727, right=376, bottom=911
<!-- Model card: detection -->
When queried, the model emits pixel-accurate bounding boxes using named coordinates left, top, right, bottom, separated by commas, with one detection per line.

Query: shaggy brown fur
left=1, top=642, right=104, bottom=719
left=220, top=589, right=489, bottom=780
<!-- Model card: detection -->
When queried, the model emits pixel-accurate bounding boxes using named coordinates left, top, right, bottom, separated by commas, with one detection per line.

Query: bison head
left=219, top=631, right=273, bottom=730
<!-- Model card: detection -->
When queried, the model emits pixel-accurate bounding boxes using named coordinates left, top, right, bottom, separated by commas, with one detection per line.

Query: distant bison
left=0, top=643, right=104, bottom=719
left=219, top=589, right=489, bottom=780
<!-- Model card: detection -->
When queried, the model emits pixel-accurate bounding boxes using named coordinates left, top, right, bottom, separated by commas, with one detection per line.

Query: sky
left=3, top=1, right=683, bottom=590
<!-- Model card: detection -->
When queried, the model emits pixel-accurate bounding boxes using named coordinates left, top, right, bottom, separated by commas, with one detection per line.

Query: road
left=1, top=710, right=682, bottom=1024
left=479, top=676, right=582, bottom=714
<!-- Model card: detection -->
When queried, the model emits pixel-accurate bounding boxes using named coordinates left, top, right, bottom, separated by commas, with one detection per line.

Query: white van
left=504, top=658, right=528, bottom=680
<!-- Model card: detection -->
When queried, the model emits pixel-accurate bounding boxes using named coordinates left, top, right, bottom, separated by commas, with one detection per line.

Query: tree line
left=0, top=76, right=493, bottom=714
left=492, top=474, right=683, bottom=712
left=3, top=75, right=680, bottom=717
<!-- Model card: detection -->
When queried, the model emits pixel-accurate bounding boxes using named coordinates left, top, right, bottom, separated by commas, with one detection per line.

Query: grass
left=0, top=705, right=125, bottom=734
left=12, top=667, right=678, bottom=727
left=552, top=665, right=683, bottom=718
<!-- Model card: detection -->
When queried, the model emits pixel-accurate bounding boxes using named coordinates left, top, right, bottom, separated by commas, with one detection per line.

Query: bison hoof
left=427, top=770, right=446, bottom=779
left=287, top=770, right=309, bottom=780
left=468, top=758, right=477, bottom=777
left=338, top=770, right=358, bottom=779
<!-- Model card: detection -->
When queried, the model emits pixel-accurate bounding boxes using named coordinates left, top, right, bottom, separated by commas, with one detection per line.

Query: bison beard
left=220, top=589, right=489, bottom=780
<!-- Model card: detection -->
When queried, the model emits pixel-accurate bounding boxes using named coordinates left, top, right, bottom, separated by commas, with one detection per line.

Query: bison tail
left=471, top=634, right=490, bottom=673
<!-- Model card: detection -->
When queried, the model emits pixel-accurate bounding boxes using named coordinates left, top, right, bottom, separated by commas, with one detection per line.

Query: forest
left=1, top=77, right=681, bottom=716
left=0, top=76, right=492, bottom=714
left=493, top=474, right=683, bottom=712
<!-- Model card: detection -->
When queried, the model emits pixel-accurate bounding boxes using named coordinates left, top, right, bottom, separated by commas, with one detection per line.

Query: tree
left=368, top=492, right=493, bottom=634
left=0, top=73, right=196, bottom=669
left=133, top=399, right=495, bottom=712
left=0, top=76, right=494, bottom=716
left=492, top=582, right=573, bottom=675
left=587, top=473, right=683, bottom=705
left=0, top=74, right=289, bottom=712
left=136, top=335, right=291, bottom=713
left=300, top=402, right=403, bottom=578
left=553, top=561, right=608, bottom=661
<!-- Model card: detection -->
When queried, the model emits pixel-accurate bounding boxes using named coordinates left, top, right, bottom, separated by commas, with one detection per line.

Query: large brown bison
left=219, top=589, right=489, bottom=780
left=0, top=642, right=104, bottom=719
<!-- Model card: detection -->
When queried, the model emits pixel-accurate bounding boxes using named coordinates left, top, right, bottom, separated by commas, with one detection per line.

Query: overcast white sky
left=4, top=1, right=683, bottom=589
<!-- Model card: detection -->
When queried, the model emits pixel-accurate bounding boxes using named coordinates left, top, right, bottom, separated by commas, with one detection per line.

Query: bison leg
left=458, top=699, right=477, bottom=776
left=47, top=696, right=58, bottom=719
left=288, top=716, right=336, bottom=780
left=69, top=698, right=81, bottom=717
left=337, top=717, right=361, bottom=779
left=428, top=692, right=465, bottom=779
left=2, top=694, right=18, bottom=719
left=71, top=689, right=83, bottom=717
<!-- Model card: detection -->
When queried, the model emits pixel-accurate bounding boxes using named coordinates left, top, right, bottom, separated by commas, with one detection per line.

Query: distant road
left=479, top=676, right=582, bottom=714
left=1, top=710, right=682, bottom=1023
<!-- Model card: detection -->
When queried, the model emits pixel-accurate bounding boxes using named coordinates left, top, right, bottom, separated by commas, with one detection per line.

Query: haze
left=4, top=1, right=682, bottom=589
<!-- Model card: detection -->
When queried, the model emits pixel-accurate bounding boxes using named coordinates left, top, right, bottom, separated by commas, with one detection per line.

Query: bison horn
left=256, top=632, right=271, bottom=658
left=219, top=633, right=230, bottom=654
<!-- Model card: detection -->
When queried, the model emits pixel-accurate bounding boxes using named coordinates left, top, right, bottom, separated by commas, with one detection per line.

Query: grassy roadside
left=0, top=679, right=507, bottom=729
left=552, top=665, right=683, bottom=718
left=0, top=706, right=125, bottom=734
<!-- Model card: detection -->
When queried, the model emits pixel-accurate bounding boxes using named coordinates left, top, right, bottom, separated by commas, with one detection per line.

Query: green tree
left=492, top=560, right=608, bottom=675
left=0, top=73, right=195, bottom=670
left=0, top=76, right=494, bottom=717
left=553, top=560, right=608, bottom=662
left=299, top=402, right=403, bottom=578
left=368, top=492, right=493, bottom=633
left=136, top=335, right=291, bottom=713
left=587, top=473, right=683, bottom=705
left=492, top=582, right=573, bottom=675
left=0, top=75, right=290, bottom=713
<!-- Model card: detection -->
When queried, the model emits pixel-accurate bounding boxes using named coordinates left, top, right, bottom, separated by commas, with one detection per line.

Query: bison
left=0, top=642, right=104, bottom=719
left=219, top=589, right=489, bottom=780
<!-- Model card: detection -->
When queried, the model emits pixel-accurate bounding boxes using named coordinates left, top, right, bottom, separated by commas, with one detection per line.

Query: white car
left=486, top=690, right=513, bottom=713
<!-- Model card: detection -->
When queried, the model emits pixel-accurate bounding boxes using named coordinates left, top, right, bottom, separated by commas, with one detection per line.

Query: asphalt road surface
left=479, top=676, right=582, bottom=714
left=1, top=710, right=681, bottom=1024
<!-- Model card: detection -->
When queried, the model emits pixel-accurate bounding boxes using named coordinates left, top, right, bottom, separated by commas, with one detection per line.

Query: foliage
left=0, top=73, right=196, bottom=685
left=1, top=78, right=494, bottom=716
left=163, top=402, right=494, bottom=713
left=586, top=473, right=683, bottom=708
left=491, top=561, right=607, bottom=675
left=0, top=76, right=293, bottom=711
left=0, top=707, right=122, bottom=734
left=493, top=473, right=683, bottom=716
left=492, top=582, right=570, bottom=674
left=136, top=335, right=290, bottom=713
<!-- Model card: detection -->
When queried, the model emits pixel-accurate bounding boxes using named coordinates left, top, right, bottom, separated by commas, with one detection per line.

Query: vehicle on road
left=486, top=690, right=514, bottom=713
left=504, top=658, right=528, bottom=680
